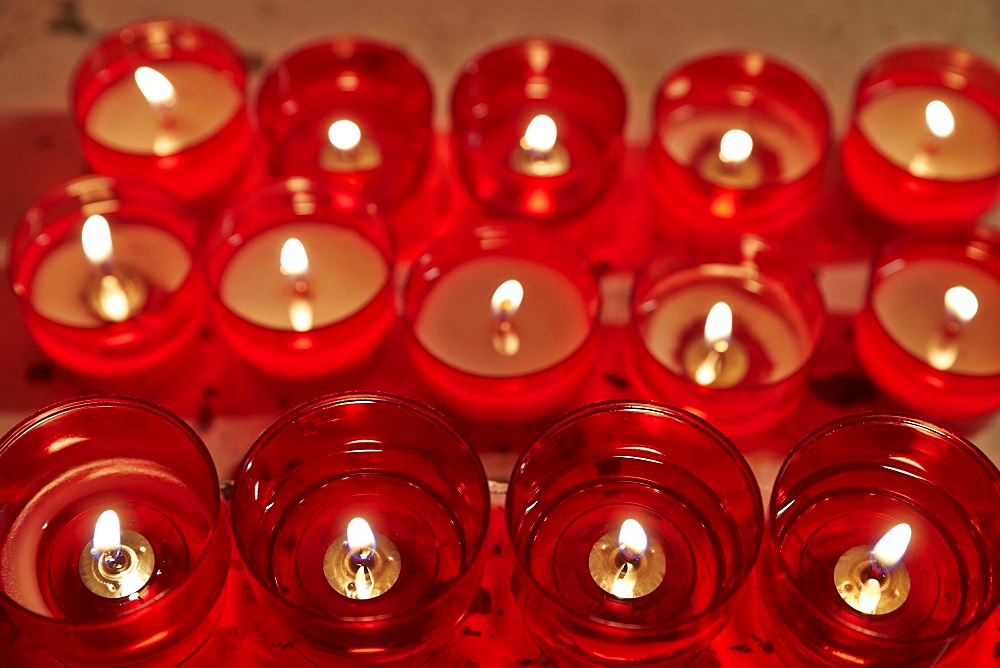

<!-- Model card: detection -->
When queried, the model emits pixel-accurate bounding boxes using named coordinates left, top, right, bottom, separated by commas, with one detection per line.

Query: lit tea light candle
left=589, top=519, right=666, bottom=599
left=78, top=510, right=155, bottom=599
left=834, top=523, right=912, bottom=615
left=907, top=100, right=956, bottom=178
left=323, top=517, right=401, bottom=600
left=926, top=285, right=978, bottom=371
left=80, top=214, right=148, bottom=323
left=86, top=62, right=241, bottom=158
left=510, top=114, right=571, bottom=177
left=682, top=301, right=749, bottom=388
left=491, top=279, right=524, bottom=356
left=279, top=237, right=314, bottom=333
left=858, top=88, right=1000, bottom=182
left=412, top=257, right=590, bottom=377
left=651, top=52, right=829, bottom=233
left=220, top=224, right=388, bottom=333
left=320, top=119, right=383, bottom=172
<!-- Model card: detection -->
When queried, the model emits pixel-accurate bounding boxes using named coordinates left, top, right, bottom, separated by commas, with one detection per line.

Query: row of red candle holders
left=70, top=19, right=1000, bottom=231
left=12, top=173, right=1000, bottom=434
left=0, top=394, right=997, bottom=667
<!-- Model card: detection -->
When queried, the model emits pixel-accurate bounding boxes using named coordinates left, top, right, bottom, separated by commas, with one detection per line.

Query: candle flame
left=328, top=119, right=362, bottom=152
left=925, top=100, right=955, bottom=139
left=618, top=518, right=648, bottom=561
left=491, top=279, right=524, bottom=320
left=704, top=301, right=733, bottom=352
left=858, top=578, right=882, bottom=614
left=81, top=214, right=113, bottom=266
left=134, top=66, right=177, bottom=113
left=719, top=129, right=753, bottom=164
left=521, top=114, right=558, bottom=153
left=280, top=238, right=309, bottom=277
left=944, top=285, right=978, bottom=325
left=347, top=517, right=376, bottom=557
left=92, top=510, right=121, bottom=555
left=872, top=523, right=911, bottom=572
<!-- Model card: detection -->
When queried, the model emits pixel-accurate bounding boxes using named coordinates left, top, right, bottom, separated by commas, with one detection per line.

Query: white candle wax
left=872, top=259, right=1000, bottom=374
left=660, top=108, right=820, bottom=187
left=85, top=62, right=242, bottom=156
left=29, top=226, right=190, bottom=328
left=414, top=257, right=590, bottom=377
left=220, top=223, right=388, bottom=331
left=642, top=281, right=811, bottom=383
left=858, top=87, right=1000, bottom=180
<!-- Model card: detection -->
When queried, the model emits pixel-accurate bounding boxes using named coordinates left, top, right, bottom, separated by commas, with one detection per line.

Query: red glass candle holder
left=401, top=223, right=601, bottom=421
left=0, top=396, right=229, bottom=667
left=204, top=177, right=395, bottom=379
left=760, top=413, right=1000, bottom=667
left=506, top=401, right=763, bottom=666
left=842, top=45, right=1000, bottom=226
left=71, top=19, right=254, bottom=207
left=855, top=225, right=1000, bottom=418
left=451, top=39, right=626, bottom=219
left=256, top=38, right=433, bottom=207
left=649, top=51, right=830, bottom=235
left=628, top=235, right=825, bottom=438
left=8, top=175, right=205, bottom=379
left=231, top=392, right=490, bottom=665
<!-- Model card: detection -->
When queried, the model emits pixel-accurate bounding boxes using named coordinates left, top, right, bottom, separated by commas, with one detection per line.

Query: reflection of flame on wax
left=328, top=119, right=362, bottom=152
left=858, top=523, right=912, bottom=614
left=927, top=286, right=978, bottom=371
left=82, top=215, right=134, bottom=323
left=521, top=114, right=558, bottom=152
left=346, top=517, right=376, bottom=600
left=280, top=238, right=313, bottom=332
left=611, top=518, right=647, bottom=599
left=491, top=279, right=523, bottom=356
left=694, top=302, right=733, bottom=386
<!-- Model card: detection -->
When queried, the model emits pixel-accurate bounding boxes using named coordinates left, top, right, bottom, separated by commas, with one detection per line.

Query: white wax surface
left=660, top=108, right=820, bottom=184
left=85, top=62, right=242, bottom=156
left=872, top=259, right=1000, bottom=374
left=414, top=257, right=591, bottom=377
left=220, top=223, right=388, bottom=330
left=30, top=225, right=190, bottom=328
left=858, top=87, right=1000, bottom=180
left=642, top=278, right=810, bottom=383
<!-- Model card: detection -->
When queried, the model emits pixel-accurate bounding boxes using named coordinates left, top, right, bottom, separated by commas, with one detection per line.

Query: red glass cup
left=8, top=175, right=205, bottom=379
left=203, top=177, right=395, bottom=379
left=451, top=39, right=626, bottom=219
left=231, top=392, right=490, bottom=665
left=842, top=45, right=1000, bottom=226
left=649, top=51, right=830, bottom=235
left=401, top=223, right=601, bottom=422
left=71, top=19, right=254, bottom=207
left=257, top=38, right=433, bottom=207
left=628, top=235, right=825, bottom=438
left=0, top=396, right=229, bottom=667
left=507, top=401, right=763, bottom=666
left=855, top=225, right=1000, bottom=419
left=760, top=413, right=1000, bottom=667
